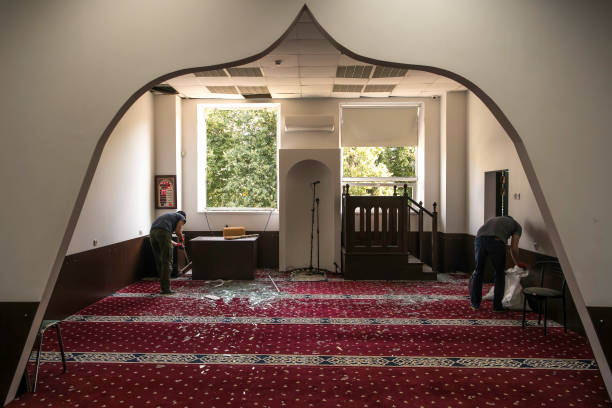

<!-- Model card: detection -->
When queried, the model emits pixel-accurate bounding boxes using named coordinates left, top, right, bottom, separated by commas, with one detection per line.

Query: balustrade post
left=418, top=202, right=424, bottom=260
left=401, top=184, right=408, bottom=252
left=432, top=202, right=439, bottom=272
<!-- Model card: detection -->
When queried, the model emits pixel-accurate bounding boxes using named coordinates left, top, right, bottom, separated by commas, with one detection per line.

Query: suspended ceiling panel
left=165, top=12, right=465, bottom=99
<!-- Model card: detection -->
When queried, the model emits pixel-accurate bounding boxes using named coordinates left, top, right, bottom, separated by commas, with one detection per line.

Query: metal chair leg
left=521, top=295, right=527, bottom=329
left=55, top=323, right=67, bottom=373
left=33, top=331, right=44, bottom=393
left=537, top=299, right=542, bottom=325
left=543, top=298, right=548, bottom=336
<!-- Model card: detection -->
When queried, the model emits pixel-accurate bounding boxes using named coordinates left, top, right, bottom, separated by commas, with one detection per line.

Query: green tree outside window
left=342, top=146, right=416, bottom=196
left=205, top=108, right=278, bottom=208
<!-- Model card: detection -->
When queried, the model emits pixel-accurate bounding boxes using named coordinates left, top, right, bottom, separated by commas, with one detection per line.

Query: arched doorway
left=5, top=3, right=610, bottom=404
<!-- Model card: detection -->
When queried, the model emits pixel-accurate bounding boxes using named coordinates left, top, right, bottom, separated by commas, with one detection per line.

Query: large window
left=340, top=103, right=419, bottom=197
left=198, top=104, right=279, bottom=210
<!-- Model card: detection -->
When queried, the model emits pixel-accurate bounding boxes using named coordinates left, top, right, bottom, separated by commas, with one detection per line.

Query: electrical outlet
left=93, top=239, right=98, bottom=247
left=533, top=241, right=539, bottom=250
left=138, top=230, right=143, bottom=235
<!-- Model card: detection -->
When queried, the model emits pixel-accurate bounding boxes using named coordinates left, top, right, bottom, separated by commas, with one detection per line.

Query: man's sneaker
left=470, top=304, right=479, bottom=311
left=160, top=290, right=175, bottom=295
left=492, top=307, right=509, bottom=313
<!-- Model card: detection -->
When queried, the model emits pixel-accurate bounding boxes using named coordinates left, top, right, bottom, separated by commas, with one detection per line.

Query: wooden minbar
left=190, top=236, right=258, bottom=280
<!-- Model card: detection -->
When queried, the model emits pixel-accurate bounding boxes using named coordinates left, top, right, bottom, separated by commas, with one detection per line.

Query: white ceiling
left=165, top=12, right=466, bottom=99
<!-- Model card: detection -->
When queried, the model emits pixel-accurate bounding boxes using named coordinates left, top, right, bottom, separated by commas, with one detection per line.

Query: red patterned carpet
left=10, top=270, right=611, bottom=407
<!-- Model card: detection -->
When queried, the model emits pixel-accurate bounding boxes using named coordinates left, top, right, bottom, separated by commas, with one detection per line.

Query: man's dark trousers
left=470, top=236, right=506, bottom=310
left=150, top=228, right=173, bottom=293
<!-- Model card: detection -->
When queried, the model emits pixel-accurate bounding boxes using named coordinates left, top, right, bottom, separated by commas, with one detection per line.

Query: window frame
left=339, top=102, right=421, bottom=199
left=197, top=103, right=281, bottom=212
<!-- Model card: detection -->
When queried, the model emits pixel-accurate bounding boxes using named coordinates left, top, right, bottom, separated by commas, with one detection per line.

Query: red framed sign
left=155, top=175, right=177, bottom=209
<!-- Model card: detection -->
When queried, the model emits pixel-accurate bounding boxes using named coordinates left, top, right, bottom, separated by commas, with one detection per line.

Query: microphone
left=312, top=180, right=320, bottom=185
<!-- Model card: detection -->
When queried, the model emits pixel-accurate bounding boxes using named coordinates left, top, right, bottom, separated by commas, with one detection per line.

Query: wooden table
left=190, top=236, right=258, bottom=280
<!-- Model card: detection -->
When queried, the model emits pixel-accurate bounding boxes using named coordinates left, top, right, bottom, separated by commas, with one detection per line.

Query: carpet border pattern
left=32, top=351, right=597, bottom=370
left=66, top=315, right=561, bottom=327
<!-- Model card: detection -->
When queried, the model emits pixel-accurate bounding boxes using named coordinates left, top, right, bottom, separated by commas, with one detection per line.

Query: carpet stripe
left=32, top=351, right=597, bottom=370
left=66, top=314, right=561, bottom=327
left=111, top=292, right=468, bottom=300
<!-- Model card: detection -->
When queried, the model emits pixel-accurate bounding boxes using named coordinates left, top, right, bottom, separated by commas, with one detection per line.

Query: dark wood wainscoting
left=588, top=307, right=612, bottom=368
left=45, top=237, right=147, bottom=320
left=0, top=302, right=39, bottom=405
left=439, top=233, right=471, bottom=273
left=184, top=231, right=279, bottom=269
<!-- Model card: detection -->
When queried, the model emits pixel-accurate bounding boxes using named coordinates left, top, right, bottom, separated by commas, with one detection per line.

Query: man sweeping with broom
left=150, top=210, right=186, bottom=294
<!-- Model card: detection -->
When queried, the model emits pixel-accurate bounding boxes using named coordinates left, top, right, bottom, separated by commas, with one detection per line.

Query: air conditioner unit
left=284, top=115, right=335, bottom=133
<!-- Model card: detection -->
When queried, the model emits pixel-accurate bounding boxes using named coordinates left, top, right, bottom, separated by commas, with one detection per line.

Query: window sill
left=197, top=209, right=278, bottom=215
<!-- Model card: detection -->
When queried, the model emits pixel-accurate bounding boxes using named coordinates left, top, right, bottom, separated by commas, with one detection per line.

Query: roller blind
left=341, top=106, right=418, bottom=147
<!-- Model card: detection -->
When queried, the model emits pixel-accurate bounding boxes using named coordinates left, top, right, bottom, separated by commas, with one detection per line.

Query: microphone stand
left=309, top=181, right=317, bottom=272
left=287, top=180, right=328, bottom=280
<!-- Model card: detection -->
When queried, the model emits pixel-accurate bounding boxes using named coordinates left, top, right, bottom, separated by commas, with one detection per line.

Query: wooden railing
left=342, top=184, right=439, bottom=271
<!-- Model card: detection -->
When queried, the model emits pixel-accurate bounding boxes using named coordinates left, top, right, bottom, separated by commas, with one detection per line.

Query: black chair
left=26, top=320, right=67, bottom=392
left=521, top=261, right=567, bottom=335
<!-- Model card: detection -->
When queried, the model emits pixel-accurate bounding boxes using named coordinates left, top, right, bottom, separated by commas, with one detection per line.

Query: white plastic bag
left=481, top=266, right=530, bottom=310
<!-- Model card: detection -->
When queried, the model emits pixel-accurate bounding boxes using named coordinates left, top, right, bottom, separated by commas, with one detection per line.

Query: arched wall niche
left=279, top=149, right=341, bottom=272
left=3, top=2, right=611, bottom=403
left=283, top=160, right=334, bottom=271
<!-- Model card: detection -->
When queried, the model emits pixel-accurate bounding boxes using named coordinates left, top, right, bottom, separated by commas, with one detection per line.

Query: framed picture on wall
left=155, top=175, right=177, bottom=209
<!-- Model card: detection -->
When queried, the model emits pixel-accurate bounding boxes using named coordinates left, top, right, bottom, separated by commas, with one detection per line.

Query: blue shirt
left=151, top=212, right=186, bottom=233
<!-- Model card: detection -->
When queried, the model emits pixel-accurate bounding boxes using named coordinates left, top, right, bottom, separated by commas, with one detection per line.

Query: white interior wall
left=440, top=91, right=467, bottom=233
left=283, top=159, right=335, bottom=271
left=175, top=96, right=183, bottom=210
left=154, top=94, right=182, bottom=218
left=67, top=93, right=155, bottom=254
left=279, top=149, right=341, bottom=271
left=440, top=94, right=447, bottom=232
left=466, top=91, right=554, bottom=255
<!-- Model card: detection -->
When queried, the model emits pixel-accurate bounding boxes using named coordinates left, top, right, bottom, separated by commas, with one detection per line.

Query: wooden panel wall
left=0, top=302, right=38, bottom=405
left=44, top=237, right=146, bottom=320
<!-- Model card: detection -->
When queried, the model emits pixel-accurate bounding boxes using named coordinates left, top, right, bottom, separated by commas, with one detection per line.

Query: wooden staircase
left=341, top=184, right=438, bottom=281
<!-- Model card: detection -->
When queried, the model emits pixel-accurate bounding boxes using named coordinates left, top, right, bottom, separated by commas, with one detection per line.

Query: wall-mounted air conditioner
left=284, top=115, right=335, bottom=133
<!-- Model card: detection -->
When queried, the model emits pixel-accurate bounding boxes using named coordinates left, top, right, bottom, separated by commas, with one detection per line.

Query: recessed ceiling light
left=238, top=86, right=270, bottom=94
left=207, top=86, right=238, bottom=94
left=227, top=67, right=264, bottom=77
left=194, top=69, right=228, bottom=77
left=336, top=65, right=373, bottom=79
left=372, top=66, right=408, bottom=78
left=332, top=84, right=364, bottom=93
left=364, top=84, right=396, bottom=92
